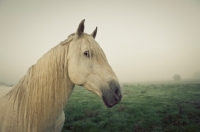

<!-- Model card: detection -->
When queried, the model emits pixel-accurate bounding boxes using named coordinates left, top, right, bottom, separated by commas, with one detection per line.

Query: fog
left=0, top=0, right=200, bottom=84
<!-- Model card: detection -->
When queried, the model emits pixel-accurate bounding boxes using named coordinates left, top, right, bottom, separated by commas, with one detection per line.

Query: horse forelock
left=81, top=34, right=112, bottom=78
left=82, top=34, right=108, bottom=64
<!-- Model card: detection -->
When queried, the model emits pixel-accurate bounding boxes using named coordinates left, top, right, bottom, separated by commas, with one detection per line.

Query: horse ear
left=91, top=27, right=97, bottom=39
left=76, top=19, right=85, bottom=37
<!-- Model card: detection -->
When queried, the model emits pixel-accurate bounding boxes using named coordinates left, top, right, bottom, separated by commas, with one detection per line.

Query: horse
left=0, top=19, right=122, bottom=132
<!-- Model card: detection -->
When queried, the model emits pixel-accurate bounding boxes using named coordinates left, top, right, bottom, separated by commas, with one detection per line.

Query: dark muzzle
left=102, top=80, right=122, bottom=108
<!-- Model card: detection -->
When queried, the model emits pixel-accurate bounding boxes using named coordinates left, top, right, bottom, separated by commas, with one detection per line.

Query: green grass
left=62, top=82, right=200, bottom=132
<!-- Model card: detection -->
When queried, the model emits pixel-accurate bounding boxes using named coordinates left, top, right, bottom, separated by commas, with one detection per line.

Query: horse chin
left=102, top=96, right=117, bottom=108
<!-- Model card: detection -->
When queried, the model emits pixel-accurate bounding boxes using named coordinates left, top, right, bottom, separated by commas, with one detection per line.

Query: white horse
left=0, top=20, right=122, bottom=132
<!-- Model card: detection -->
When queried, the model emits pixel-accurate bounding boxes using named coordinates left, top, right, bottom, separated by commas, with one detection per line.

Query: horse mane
left=6, top=38, right=72, bottom=131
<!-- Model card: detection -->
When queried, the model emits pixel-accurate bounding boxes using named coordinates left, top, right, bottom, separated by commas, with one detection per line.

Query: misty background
left=0, top=0, right=200, bottom=85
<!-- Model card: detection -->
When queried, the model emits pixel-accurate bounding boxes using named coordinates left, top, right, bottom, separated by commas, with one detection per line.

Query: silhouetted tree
left=173, top=74, right=181, bottom=81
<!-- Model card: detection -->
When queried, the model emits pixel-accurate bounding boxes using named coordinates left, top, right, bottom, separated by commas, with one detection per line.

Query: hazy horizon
left=0, top=1, right=200, bottom=85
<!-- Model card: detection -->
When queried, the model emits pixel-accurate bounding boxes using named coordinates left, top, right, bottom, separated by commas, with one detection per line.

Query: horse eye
left=84, top=50, right=90, bottom=58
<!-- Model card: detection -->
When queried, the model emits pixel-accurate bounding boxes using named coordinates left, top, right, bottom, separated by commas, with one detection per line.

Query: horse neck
left=6, top=44, right=75, bottom=131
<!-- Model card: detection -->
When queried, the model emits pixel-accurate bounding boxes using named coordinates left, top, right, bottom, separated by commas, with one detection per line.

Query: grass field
left=62, top=81, right=200, bottom=132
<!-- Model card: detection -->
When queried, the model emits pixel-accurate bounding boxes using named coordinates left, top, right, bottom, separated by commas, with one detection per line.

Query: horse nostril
left=115, top=88, right=120, bottom=97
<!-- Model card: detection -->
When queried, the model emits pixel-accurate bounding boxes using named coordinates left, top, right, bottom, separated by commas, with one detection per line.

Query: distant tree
left=173, top=74, right=181, bottom=81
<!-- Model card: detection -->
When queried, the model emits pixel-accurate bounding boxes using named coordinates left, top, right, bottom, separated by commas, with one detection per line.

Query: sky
left=0, top=0, right=200, bottom=84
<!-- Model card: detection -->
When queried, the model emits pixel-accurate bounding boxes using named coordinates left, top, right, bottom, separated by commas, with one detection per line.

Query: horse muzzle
left=101, top=80, right=123, bottom=108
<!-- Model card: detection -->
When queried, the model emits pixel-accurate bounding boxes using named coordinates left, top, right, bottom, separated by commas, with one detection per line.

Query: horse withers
left=0, top=19, right=122, bottom=132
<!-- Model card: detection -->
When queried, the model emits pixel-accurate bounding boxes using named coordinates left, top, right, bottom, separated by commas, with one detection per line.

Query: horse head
left=67, top=19, right=122, bottom=108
